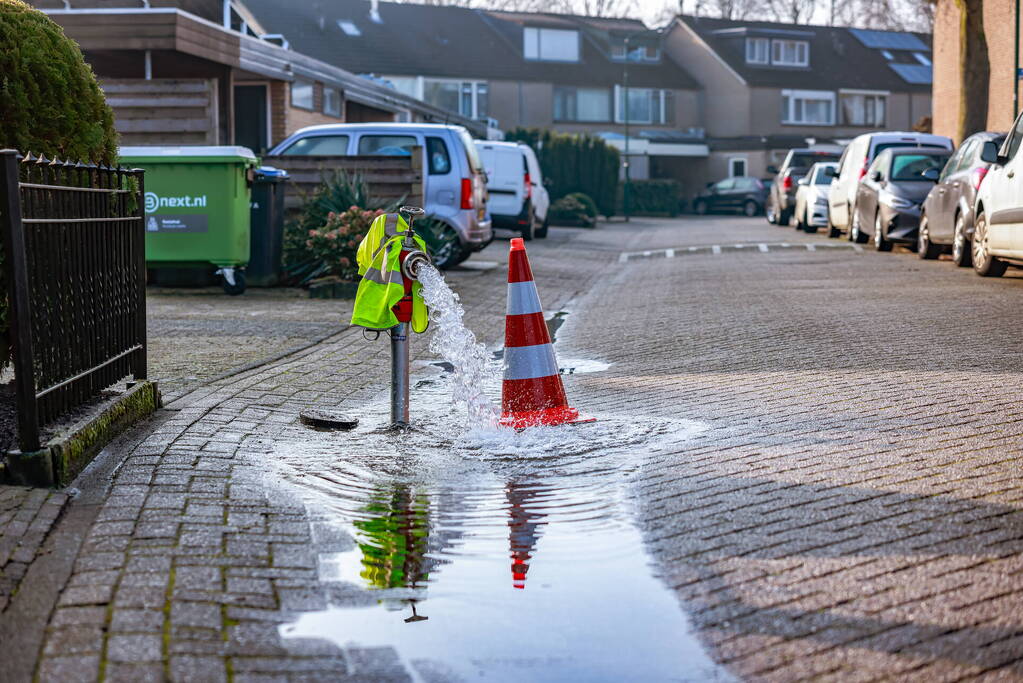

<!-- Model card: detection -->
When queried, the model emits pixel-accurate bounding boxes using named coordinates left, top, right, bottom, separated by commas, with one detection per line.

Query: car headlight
left=884, top=195, right=916, bottom=210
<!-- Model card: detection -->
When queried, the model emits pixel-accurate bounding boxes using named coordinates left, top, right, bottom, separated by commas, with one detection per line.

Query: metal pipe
left=390, top=322, right=410, bottom=427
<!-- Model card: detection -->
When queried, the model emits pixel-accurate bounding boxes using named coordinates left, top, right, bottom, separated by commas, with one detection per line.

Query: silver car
left=269, top=123, right=492, bottom=267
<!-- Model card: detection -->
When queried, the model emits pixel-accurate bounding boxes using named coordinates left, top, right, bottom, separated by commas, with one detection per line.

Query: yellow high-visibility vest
left=351, top=213, right=429, bottom=333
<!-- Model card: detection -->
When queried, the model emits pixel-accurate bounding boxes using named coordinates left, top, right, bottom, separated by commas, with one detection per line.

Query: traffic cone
left=500, top=238, right=595, bottom=428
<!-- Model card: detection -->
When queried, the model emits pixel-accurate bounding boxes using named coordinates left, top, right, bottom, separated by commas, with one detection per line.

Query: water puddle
left=272, top=266, right=727, bottom=681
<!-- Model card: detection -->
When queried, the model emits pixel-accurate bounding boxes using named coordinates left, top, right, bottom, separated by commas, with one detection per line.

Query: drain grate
left=619, top=241, right=862, bottom=263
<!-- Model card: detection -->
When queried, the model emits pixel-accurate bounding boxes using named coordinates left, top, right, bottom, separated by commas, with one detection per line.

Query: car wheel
left=521, top=207, right=535, bottom=241
left=765, top=199, right=777, bottom=224
left=804, top=210, right=818, bottom=233
left=827, top=214, right=841, bottom=238
left=425, top=224, right=463, bottom=270
left=536, top=216, right=549, bottom=239
left=850, top=210, right=868, bottom=243
left=952, top=214, right=971, bottom=267
left=917, top=215, right=941, bottom=259
left=873, top=214, right=892, bottom=251
left=778, top=208, right=792, bottom=226
left=743, top=200, right=758, bottom=217
left=972, top=212, right=1008, bottom=277
left=695, top=199, right=709, bottom=215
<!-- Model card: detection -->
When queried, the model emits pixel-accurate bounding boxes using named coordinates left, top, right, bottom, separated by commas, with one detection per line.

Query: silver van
left=269, top=123, right=491, bottom=266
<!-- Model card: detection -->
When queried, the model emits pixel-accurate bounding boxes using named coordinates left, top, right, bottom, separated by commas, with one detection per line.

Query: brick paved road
left=5, top=216, right=1023, bottom=681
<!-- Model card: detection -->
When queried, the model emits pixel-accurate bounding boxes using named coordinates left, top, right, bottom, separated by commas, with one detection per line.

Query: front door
left=234, top=84, right=269, bottom=153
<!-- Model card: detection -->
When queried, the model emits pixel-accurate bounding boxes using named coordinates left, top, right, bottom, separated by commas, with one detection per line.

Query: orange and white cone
left=500, top=238, right=595, bottom=428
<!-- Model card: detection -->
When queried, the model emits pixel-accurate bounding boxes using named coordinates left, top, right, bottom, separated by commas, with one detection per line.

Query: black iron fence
left=0, top=150, right=147, bottom=453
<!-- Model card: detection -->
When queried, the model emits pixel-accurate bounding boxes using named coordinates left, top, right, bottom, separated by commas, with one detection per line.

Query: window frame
left=728, top=157, right=748, bottom=178
left=523, top=27, right=580, bottom=62
left=745, top=37, right=769, bottom=65
left=839, top=90, right=888, bottom=127
left=613, top=86, right=673, bottom=125
left=554, top=86, right=612, bottom=123
left=322, top=87, right=342, bottom=117
left=771, top=39, right=809, bottom=67
left=290, top=80, right=314, bottom=111
left=423, top=78, right=488, bottom=119
left=781, top=89, right=835, bottom=126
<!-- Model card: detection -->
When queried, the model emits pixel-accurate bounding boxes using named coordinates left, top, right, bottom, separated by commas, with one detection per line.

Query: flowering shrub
left=286, top=205, right=384, bottom=284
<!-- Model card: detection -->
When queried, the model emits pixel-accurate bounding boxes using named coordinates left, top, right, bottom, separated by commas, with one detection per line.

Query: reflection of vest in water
left=351, top=213, right=429, bottom=333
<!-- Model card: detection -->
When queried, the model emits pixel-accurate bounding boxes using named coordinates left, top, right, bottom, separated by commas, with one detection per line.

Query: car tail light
left=524, top=173, right=532, bottom=200
left=859, top=158, right=869, bottom=179
left=971, top=166, right=989, bottom=190
left=782, top=173, right=793, bottom=192
left=460, top=178, right=473, bottom=210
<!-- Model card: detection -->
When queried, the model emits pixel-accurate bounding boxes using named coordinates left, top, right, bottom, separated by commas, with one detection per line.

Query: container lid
left=255, top=165, right=289, bottom=180
left=118, top=145, right=258, bottom=164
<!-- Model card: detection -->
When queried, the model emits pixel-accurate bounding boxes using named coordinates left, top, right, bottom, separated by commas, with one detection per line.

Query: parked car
left=475, top=141, right=549, bottom=241
left=853, top=148, right=951, bottom=251
left=269, top=123, right=491, bottom=268
left=765, top=148, right=842, bottom=225
left=793, top=162, right=838, bottom=233
left=828, top=132, right=954, bottom=239
left=919, top=131, right=1006, bottom=264
left=692, top=176, right=767, bottom=216
left=974, top=113, right=1023, bottom=276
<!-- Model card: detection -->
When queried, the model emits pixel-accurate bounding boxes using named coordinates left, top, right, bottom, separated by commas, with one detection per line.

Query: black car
left=853, top=148, right=952, bottom=251
left=919, top=131, right=1006, bottom=265
left=693, top=176, right=768, bottom=216
left=765, top=148, right=842, bottom=225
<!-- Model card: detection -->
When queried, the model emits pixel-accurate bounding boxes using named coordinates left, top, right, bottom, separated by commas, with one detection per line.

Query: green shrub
left=505, top=128, right=619, bottom=217
left=0, top=0, right=118, bottom=164
left=284, top=170, right=399, bottom=284
left=549, top=193, right=597, bottom=228
left=624, top=179, right=683, bottom=216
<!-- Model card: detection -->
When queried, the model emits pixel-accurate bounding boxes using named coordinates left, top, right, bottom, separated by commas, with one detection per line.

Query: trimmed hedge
left=505, top=128, right=619, bottom=217
left=0, top=0, right=118, bottom=164
left=624, top=179, right=683, bottom=217
left=549, top=192, right=597, bottom=227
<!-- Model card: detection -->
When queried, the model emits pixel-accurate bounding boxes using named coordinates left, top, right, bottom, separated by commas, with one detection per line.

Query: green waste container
left=119, top=146, right=258, bottom=295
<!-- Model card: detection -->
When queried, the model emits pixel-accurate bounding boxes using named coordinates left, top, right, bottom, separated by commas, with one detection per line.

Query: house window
left=524, top=27, right=580, bottom=62
left=337, top=20, right=360, bottom=36
left=840, top=92, right=886, bottom=127
left=611, top=40, right=660, bottom=62
left=771, top=40, right=809, bottom=66
left=423, top=79, right=488, bottom=119
left=781, top=89, right=835, bottom=125
left=913, top=52, right=931, bottom=66
left=323, top=87, right=342, bottom=117
left=614, top=87, right=674, bottom=125
left=554, top=86, right=611, bottom=122
left=729, top=157, right=748, bottom=177
left=746, top=38, right=769, bottom=64
left=291, top=80, right=314, bottom=110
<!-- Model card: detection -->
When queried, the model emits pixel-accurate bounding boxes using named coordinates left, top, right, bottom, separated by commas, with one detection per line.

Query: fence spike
left=21, top=151, right=35, bottom=163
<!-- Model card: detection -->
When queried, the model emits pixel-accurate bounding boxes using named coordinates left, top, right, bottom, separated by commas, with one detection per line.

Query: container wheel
left=222, top=270, right=246, bottom=296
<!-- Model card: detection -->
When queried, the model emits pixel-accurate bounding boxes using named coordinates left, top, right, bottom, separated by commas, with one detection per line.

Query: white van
left=828, top=132, right=953, bottom=239
left=475, top=141, right=550, bottom=240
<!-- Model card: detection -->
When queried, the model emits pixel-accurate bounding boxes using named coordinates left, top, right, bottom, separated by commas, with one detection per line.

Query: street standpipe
left=389, top=206, right=430, bottom=428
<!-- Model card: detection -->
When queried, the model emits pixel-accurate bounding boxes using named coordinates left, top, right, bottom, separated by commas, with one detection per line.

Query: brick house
left=664, top=16, right=934, bottom=182
left=241, top=0, right=710, bottom=185
left=28, top=0, right=484, bottom=152
left=932, top=0, right=1019, bottom=143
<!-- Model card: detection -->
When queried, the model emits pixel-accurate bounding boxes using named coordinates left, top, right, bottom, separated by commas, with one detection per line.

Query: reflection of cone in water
left=506, top=480, right=546, bottom=589
left=501, top=238, right=595, bottom=428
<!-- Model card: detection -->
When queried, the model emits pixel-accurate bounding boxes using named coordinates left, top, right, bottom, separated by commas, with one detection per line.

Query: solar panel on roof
left=849, top=28, right=928, bottom=51
left=888, top=63, right=932, bottom=84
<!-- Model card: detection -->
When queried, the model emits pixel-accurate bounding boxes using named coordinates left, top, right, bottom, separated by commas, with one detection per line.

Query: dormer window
left=746, top=38, right=769, bottom=64
left=772, top=39, right=809, bottom=66
left=524, top=27, right=580, bottom=62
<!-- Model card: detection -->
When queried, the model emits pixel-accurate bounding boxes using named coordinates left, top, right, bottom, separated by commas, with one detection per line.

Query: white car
left=475, top=141, right=550, bottom=240
left=793, top=162, right=838, bottom=233
left=974, top=113, right=1023, bottom=276
left=828, top=131, right=953, bottom=239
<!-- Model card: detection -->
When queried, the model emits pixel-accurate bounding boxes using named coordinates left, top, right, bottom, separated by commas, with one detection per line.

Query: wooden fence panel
left=263, top=150, right=424, bottom=211
left=101, top=78, right=218, bottom=146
